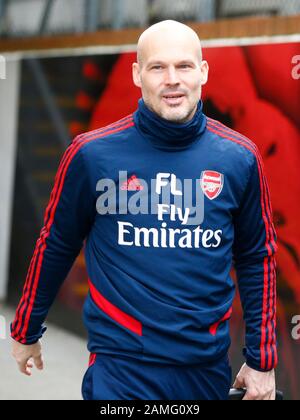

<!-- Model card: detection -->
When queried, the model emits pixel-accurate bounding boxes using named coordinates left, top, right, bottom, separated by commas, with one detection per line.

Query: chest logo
left=121, top=174, right=144, bottom=191
left=200, top=171, right=224, bottom=200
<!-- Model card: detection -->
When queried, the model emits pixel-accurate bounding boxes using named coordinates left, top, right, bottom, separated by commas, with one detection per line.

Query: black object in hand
left=228, top=388, right=283, bottom=400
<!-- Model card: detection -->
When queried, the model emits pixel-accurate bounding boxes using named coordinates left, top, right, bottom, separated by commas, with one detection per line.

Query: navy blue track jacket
left=11, top=98, right=278, bottom=372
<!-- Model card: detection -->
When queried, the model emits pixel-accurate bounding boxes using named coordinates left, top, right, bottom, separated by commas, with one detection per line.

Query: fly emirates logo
left=114, top=173, right=223, bottom=249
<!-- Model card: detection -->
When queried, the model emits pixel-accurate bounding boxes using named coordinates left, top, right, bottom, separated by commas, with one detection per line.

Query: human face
left=133, top=36, right=209, bottom=123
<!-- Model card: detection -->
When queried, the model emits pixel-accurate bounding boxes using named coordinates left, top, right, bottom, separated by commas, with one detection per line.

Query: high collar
left=134, top=98, right=207, bottom=151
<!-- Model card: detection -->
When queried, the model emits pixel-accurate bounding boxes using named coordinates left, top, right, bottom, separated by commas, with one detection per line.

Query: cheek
left=152, top=76, right=164, bottom=89
left=189, top=79, right=203, bottom=94
left=142, top=78, right=163, bottom=96
left=183, top=73, right=203, bottom=89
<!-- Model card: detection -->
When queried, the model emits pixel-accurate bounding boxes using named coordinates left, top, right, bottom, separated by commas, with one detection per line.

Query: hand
left=12, top=339, right=44, bottom=376
left=233, top=363, right=275, bottom=400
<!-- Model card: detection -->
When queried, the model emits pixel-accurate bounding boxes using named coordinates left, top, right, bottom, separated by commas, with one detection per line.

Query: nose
left=165, top=66, right=180, bottom=85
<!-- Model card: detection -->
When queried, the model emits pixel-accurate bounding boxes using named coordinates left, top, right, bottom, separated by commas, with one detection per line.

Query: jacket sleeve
left=11, top=138, right=96, bottom=344
left=233, top=150, right=278, bottom=372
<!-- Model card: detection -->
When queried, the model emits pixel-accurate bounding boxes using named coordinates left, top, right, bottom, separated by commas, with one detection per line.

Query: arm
left=11, top=138, right=95, bottom=374
left=233, top=150, right=278, bottom=400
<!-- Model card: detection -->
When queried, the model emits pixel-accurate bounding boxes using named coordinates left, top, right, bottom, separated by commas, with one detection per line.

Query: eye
left=152, top=65, right=163, bottom=70
left=179, top=64, right=192, bottom=69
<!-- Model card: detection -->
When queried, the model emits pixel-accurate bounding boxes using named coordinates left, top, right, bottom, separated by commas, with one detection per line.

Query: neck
left=134, top=98, right=207, bottom=151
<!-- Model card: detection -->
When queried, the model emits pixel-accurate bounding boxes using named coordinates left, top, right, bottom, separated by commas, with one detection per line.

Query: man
left=11, top=20, right=277, bottom=400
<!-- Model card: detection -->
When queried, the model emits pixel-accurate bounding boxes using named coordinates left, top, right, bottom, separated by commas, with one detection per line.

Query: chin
left=162, top=108, right=191, bottom=124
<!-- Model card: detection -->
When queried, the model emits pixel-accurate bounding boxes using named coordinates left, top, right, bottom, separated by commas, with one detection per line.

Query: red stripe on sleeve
left=12, top=120, right=134, bottom=342
left=12, top=116, right=134, bottom=339
left=207, top=120, right=276, bottom=370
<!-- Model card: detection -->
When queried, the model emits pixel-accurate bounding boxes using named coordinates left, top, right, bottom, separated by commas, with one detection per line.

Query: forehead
left=140, top=32, right=201, bottom=65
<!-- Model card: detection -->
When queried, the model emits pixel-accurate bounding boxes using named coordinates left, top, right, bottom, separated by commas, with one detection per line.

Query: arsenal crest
left=200, top=171, right=224, bottom=200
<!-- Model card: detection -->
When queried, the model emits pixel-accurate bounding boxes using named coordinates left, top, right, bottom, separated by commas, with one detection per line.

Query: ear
left=200, top=60, right=209, bottom=86
left=132, top=62, right=142, bottom=88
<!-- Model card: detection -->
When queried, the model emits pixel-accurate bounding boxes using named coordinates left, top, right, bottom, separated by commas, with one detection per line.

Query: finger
left=33, top=354, right=44, bottom=370
left=271, top=389, right=276, bottom=401
left=25, top=362, right=34, bottom=375
left=267, top=390, right=276, bottom=401
left=18, top=360, right=32, bottom=376
left=233, top=376, right=244, bottom=389
left=243, top=389, right=260, bottom=400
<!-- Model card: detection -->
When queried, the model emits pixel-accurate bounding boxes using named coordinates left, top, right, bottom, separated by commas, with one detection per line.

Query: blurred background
left=0, top=0, right=299, bottom=400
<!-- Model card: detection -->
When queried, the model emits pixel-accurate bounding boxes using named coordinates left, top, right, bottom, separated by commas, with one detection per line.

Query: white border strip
left=2, top=34, right=300, bottom=61
left=0, top=59, right=20, bottom=300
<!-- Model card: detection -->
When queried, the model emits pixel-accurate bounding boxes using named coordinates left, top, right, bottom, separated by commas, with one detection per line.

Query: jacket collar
left=134, top=98, right=207, bottom=151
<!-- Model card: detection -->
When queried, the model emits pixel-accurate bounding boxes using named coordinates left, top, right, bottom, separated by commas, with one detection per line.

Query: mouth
left=162, top=93, right=185, bottom=106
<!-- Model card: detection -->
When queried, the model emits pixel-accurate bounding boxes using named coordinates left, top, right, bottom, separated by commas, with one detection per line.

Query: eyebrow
left=146, top=60, right=196, bottom=68
left=146, top=61, right=165, bottom=68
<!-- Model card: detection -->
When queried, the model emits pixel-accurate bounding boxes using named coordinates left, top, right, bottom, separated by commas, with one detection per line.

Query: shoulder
left=206, top=117, right=259, bottom=167
left=70, top=113, right=135, bottom=155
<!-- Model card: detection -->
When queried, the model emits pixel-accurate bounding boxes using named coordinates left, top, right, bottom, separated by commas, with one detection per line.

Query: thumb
left=33, top=353, right=44, bottom=370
